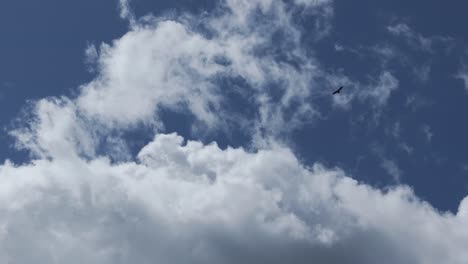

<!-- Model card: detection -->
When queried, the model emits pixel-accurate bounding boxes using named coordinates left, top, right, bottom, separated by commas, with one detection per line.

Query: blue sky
left=1, top=0, right=468, bottom=263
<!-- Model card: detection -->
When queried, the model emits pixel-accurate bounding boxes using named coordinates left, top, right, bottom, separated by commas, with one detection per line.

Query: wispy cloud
left=381, top=158, right=403, bottom=182
left=422, top=124, right=434, bottom=143
left=385, top=22, right=453, bottom=82
left=399, top=142, right=414, bottom=155
left=118, top=0, right=135, bottom=24
left=387, top=23, right=433, bottom=52
left=84, top=43, right=99, bottom=73
left=387, top=22, right=452, bottom=53
left=371, top=143, right=404, bottom=182
left=455, top=64, right=468, bottom=93
left=405, top=94, right=432, bottom=112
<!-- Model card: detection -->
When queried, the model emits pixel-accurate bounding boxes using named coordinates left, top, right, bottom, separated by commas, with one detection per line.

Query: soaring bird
left=332, top=86, right=344, bottom=95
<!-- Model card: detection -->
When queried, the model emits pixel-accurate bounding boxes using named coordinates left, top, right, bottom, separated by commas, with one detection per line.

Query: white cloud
left=387, top=23, right=433, bottom=52
left=371, top=143, right=403, bottom=182
left=455, top=64, right=468, bottom=93
left=456, top=72, right=468, bottom=91
left=405, top=94, right=432, bottom=111
left=381, top=158, right=403, bottom=182
left=334, top=43, right=344, bottom=51
left=84, top=43, right=99, bottom=73
left=386, top=22, right=454, bottom=83
left=12, top=0, right=394, bottom=157
left=387, top=22, right=452, bottom=53
left=399, top=142, right=413, bottom=155
left=1, top=133, right=468, bottom=263
left=77, top=0, right=326, bottom=136
left=364, top=71, right=399, bottom=106
left=4, top=0, right=467, bottom=262
left=331, top=71, right=399, bottom=110
left=12, top=0, right=350, bottom=156
left=387, top=122, right=413, bottom=155
left=118, top=0, right=135, bottom=24
left=294, top=0, right=332, bottom=6
left=78, top=20, right=226, bottom=128
left=10, top=98, right=97, bottom=160
left=422, top=124, right=434, bottom=143
left=391, top=121, right=401, bottom=138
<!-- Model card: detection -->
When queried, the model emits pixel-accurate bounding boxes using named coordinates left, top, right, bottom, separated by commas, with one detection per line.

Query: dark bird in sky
left=332, top=86, right=344, bottom=95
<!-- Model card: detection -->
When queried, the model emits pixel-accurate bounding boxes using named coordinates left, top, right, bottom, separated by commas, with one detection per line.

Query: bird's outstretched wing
left=332, top=86, right=343, bottom=95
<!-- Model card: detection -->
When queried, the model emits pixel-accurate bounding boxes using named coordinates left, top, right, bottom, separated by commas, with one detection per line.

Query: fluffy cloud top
left=2, top=133, right=468, bottom=263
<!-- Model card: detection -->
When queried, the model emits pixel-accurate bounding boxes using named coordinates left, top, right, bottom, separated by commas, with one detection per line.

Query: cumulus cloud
left=77, top=0, right=332, bottom=141
left=1, top=133, right=468, bottom=263
left=2, top=0, right=468, bottom=263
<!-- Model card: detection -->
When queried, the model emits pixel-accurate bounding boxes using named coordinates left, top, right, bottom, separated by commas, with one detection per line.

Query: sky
left=1, top=0, right=468, bottom=263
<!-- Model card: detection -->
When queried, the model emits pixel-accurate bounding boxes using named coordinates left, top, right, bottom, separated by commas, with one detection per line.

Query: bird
left=332, top=86, right=344, bottom=95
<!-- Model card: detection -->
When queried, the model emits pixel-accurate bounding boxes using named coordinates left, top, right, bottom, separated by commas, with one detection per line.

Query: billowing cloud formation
left=83, top=0, right=324, bottom=129
left=3, top=0, right=468, bottom=263
left=2, top=133, right=468, bottom=263
left=13, top=0, right=397, bottom=158
left=15, top=0, right=331, bottom=156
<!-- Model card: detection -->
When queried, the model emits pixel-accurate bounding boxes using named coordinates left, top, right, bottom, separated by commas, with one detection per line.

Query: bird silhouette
left=332, top=86, right=344, bottom=95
